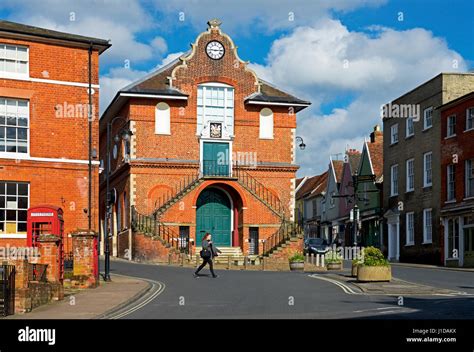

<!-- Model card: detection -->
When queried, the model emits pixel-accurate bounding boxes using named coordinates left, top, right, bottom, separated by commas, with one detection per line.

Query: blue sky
left=0, top=0, right=472, bottom=175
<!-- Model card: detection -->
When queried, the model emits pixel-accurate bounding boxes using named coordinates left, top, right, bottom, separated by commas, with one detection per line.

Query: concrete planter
left=289, top=261, right=304, bottom=271
left=351, top=263, right=358, bottom=277
left=326, top=262, right=343, bottom=270
left=357, top=265, right=391, bottom=282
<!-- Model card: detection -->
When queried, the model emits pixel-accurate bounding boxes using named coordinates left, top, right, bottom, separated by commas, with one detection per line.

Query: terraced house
left=99, top=19, right=310, bottom=262
left=383, top=73, right=474, bottom=265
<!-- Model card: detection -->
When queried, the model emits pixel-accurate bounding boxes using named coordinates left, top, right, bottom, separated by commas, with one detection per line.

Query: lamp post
left=104, top=116, right=133, bottom=281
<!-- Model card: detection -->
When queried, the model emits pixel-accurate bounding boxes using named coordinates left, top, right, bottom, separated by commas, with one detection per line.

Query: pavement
left=6, top=274, right=150, bottom=319
left=320, top=271, right=466, bottom=296
left=391, top=261, right=474, bottom=272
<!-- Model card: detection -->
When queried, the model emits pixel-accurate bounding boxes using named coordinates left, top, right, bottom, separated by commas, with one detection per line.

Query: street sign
left=357, top=174, right=376, bottom=182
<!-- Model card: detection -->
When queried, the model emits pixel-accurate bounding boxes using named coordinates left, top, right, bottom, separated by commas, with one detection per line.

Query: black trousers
left=195, top=257, right=216, bottom=276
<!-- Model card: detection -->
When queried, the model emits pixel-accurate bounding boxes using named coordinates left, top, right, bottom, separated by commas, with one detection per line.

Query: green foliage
left=360, top=246, right=389, bottom=266
left=288, top=251, right=305, bottom=263
left=325, top=250, right=342, bottom=263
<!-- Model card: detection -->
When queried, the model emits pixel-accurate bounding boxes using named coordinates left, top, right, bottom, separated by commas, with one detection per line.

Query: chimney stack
left=370, top=124, right=382, bottom=143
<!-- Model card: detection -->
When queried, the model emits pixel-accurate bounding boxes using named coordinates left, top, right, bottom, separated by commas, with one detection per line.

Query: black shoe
left=193, top=273, right=200, bottom=278
left=212, top=275, right=219, bottom=278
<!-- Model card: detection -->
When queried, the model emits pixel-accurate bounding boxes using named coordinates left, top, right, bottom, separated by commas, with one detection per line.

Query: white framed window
left=423, top=107, right=433, bottom=130
left=406, top=158, right=414, bottom=192
left=259, top=108, right=274, bottom=139
left=423, top=152, right=432, bottom=187
left=0, top=98, right=29, bottom=155
left=423, top=208, right=432, bottom=244
left=447, top=114, right=456, bottom=137
left=406, top=212, right=414, bottom=245
left=466, top=159, right=474, bottom=198
left=155, top=102, right=170, bottom=135
left=197, top=83, right=234, bottom=136
left=390, top=124, right=398, bottom=144
left=0, top=181, right=29, bottom=236
left=0, top=44, right=29, bottom=78
left=466, top=107, right=474, bottom=131
left=391, top=164, right=399, bottom=196
left=447, top=164, right=456, bottom=201
left=406, top=117, right=414, bottom=137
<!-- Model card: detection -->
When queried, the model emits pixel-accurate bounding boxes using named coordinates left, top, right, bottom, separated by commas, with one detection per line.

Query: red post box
left=27, top=205, right=64, bottom=280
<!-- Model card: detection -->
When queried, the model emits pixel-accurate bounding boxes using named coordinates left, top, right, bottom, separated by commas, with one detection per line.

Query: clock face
left=206, top=41, right=225, bottom=60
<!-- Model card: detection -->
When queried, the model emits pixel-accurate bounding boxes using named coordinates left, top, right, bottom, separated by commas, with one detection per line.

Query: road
left=106, top=260, right=474, bottom=319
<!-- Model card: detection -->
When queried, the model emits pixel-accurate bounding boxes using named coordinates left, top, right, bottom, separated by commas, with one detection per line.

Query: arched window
left=259, top=108, right=273, bottom=139
left=155, top=102, right=170, bottom=135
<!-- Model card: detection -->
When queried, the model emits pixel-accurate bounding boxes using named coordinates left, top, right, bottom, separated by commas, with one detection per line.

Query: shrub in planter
left=289, top=251, right=305, bottom=271
left=325, top=251, right=343, bottom=270
left=357, top=246, right=391, bottom=282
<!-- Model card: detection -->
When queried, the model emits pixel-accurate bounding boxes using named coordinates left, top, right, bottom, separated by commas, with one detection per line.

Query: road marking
left=308, top=274, right=361, bottom=295
left=353, top=306, right=403, bottom=313
left=101, top=275, right=166, bottom=320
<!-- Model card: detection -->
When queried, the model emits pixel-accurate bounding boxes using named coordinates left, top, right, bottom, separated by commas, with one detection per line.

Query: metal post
left=87, top=43, right=96, bottom=283
left=104, top=121, right=111, bottom=281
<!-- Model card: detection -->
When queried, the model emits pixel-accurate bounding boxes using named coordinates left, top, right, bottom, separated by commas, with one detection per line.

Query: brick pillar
left=35, top=235, right=61, bottom=283
left=72, top=231, right=98, bottom=288
left=5, top=259, right=30, bottom=313
left=36, top=234, right=64, bottom=301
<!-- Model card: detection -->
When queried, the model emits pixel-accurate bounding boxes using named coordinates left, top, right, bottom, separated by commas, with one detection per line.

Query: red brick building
left=0, top=20, right=110, bottom=252
left=439, top=91, right=474, bottom=267
left=100, top=19, right=310, bottom=259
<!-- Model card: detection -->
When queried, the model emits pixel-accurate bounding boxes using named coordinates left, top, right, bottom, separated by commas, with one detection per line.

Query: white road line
left=353, top=306, right=404, bottom=313
left=308, top=274, right=361, bottom=295
left=101, top=276, right=166, bottom=320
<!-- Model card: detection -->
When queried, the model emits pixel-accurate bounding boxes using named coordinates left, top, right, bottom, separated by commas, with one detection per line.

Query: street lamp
left=104, top=116, right=133, bottom=281
left=296, top=136, right=306, bottom=150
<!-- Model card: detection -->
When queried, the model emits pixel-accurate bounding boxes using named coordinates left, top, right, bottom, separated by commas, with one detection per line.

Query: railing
left=234, top=167, right=285, bottom=218
left=28, top=263, right=48, bottom=282
left=202, top=159, right=231, bottom=177
left=263, top=220, right=303, bottom=256
left=0, top=264, right=15, bottom=316
left=133, top=206, right=190, bottom=253
left=153, top=171, right=201, bottom=217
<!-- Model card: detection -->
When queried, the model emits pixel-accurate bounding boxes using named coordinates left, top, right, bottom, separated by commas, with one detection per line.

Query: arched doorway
left=196, top=187, right=232, bottom=246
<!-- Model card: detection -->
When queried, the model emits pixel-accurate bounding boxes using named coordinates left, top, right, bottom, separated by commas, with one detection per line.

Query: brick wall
left=133, top=232, right=180, bottom=263
left=0, top=36, right=101, bottom=252
left=440, top=95, right=474, bottom=203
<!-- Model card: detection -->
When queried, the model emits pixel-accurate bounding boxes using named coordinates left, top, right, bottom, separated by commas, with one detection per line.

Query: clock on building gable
left=206, top=41, right=225, bottom=60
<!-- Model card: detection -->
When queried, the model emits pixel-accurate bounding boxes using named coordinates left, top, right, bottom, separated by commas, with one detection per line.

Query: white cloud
left=151, top=0, right=386, bottom=34
left=249, top=18, right=467, bottom=176
left=151, top=36, right=168, bottom=56
left=0, top=0, right=164, bottom=65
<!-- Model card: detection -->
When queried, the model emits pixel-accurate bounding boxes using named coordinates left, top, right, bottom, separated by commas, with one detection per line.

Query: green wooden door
left=203, top=142, right=229, bottom=176
left=196, top=188, right=231, bottom=246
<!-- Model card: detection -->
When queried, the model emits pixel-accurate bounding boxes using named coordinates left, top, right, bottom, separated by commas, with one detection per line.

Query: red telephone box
left=27, top=205, right=64, bottom=281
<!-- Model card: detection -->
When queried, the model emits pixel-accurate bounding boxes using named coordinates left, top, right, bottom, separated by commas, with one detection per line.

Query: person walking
left=194, top=233, right=221, bottom=278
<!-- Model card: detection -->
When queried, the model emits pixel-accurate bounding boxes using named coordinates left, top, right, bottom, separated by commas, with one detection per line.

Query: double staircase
left=194, top=246, right=247, bottom=265
left=132, top=166, right=299, bottom=260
